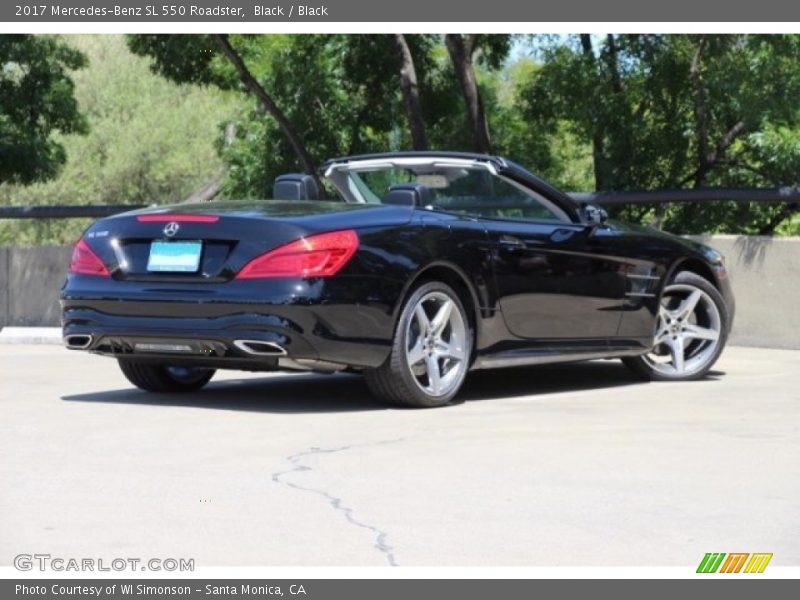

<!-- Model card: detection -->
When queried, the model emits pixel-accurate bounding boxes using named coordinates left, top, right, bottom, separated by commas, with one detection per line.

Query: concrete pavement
left=1, top=345, right=798, bottom=567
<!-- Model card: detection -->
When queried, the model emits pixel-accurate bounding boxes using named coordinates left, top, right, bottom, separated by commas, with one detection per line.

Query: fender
left=393, top=259, right=484, bottom=329
left=664, top=256, right=720, bottom=289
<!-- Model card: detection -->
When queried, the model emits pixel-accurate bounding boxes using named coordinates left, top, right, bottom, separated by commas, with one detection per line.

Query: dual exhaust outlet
left=64, top=334, right=286, bottom=357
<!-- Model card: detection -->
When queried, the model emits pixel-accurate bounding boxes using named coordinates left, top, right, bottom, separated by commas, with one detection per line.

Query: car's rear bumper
left=61, top=275, right=401, bottom=370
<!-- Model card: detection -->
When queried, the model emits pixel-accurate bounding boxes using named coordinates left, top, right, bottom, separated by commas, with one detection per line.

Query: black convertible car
left=62, top=152, right=734, bottom=407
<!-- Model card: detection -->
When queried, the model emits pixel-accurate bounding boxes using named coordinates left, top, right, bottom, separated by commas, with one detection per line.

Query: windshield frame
left=323, top=156, right=577, bottom=224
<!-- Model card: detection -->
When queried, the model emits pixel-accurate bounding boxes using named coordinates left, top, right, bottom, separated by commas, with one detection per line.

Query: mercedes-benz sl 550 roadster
left=61, top=152, right=734, bottom=407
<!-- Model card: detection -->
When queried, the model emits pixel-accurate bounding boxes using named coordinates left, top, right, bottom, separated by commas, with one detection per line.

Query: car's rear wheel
left=118, top=359, right=215, bottom=393
left=622, top=271, right=729, bottom=381
left=365, top=281, right=472, bottom=407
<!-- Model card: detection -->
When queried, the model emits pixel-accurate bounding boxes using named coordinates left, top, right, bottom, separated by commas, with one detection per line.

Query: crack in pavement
left=272, top=439, right=404, bottom=566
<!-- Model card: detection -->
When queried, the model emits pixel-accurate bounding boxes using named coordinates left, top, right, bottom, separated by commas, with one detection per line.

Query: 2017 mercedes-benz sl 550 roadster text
left=61, top=152, right=734, bottom=407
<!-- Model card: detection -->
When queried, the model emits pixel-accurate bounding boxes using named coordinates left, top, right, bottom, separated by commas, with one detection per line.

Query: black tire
left=622, top=270, right=729, bottom=381
left=365, top=281, right=473, bottom=408
left=118, top=359, right=215, bottom=393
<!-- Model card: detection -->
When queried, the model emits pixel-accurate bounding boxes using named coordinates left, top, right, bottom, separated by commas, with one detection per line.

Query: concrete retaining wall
left=687, top=235, right=800, bottom=350
left=1, top=245, right=73, bottom=327
left=0, top=236, right=798, bottom=348
left=0, top=247, right=8, bottom=327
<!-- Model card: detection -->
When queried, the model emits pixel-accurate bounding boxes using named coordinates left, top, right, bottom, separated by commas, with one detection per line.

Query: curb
left=0, top=327, right=62, bottom=344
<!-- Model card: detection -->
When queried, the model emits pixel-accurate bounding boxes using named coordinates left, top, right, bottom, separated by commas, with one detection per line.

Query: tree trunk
left=686, top=37, right=749, bottom=189
left=580, top=34, right=608, bottom=191
left=445, top=34, right=492, bottom=154
left=604, top=34, right=624, bottom=94
left=392, top=34, right=428, bottom=150
left=184, top=122, right=236, bottom=203
left=213, top=34, right=323, bottom=192
left=689, top=36, right=711, bottom=188
left=759, top=202, right=799, bottom=235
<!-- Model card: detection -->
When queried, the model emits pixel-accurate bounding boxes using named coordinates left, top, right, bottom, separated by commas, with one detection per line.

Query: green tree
left=392, top=34, right=428, bottom=150
left=519, top=34, right=800, bottom=234
left=128, top=34, right=443, bottom=197
left=219, top=34, right=409, bottom=197
left=492, top=56, right=594, bottom=191
left=444, top=34, right=511, bottom=153
left=0, top=35, right=88, bottom=185
left=127, top=33, right=800, bottom=234
left=0, top=35, right=237, bottom=244
left=127, top=34, right=229, bottom=87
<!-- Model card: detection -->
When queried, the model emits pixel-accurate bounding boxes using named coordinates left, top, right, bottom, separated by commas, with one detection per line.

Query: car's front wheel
left=622, top=271, right=729, bottom=381
left=118, top=359, right=215, bottom=393
left=365, top=281, right=472, bottom=407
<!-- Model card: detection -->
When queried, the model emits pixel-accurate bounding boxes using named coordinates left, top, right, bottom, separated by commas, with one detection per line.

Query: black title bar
left=4, top=0, right=800, bottom=22
left=3, top=579, right=798, bottom=600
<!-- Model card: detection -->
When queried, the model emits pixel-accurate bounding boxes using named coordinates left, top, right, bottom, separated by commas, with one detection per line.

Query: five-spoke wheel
left=623, top=271, right=729, bottom=381
left=365, top=281, right=472, bottom=407
left=405, top=290, right=468, bottom=398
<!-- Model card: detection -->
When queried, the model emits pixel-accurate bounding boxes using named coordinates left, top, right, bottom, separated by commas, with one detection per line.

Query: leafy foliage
left=0, top=35, right=88, bottom=185
left=127, top=34, right=230, bottom=88
left=4, top=33, right=800, bottom=245
left=219, top=35, right=400, bottom=197
left=0, top=35, right=238, bottom=244
left=519, top=34, right=800, bottom=234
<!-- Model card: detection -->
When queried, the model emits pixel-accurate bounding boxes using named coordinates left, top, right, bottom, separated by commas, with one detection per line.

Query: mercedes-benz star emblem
left=163, top=222, right=180, bottom=237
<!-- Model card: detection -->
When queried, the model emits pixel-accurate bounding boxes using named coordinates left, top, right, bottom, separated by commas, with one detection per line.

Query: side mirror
left=582, top=204, right=609, bottom=227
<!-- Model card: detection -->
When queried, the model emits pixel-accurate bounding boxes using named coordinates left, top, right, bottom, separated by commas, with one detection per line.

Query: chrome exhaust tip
left=233, top=339, right=287, bottom=356
left=64, top=334, right=93, bottom=350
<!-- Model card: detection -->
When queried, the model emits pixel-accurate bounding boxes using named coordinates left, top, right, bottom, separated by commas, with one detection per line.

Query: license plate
left=147, top=240, right=202, bottom=272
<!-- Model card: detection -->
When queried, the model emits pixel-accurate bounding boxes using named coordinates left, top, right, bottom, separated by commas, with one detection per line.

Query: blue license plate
left=147, top=240, right=203, bottom=272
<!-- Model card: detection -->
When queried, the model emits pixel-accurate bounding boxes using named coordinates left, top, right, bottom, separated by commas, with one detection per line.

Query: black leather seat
left=381, top=183, right=433, bottom=207
left=273, top=174, right=321, bottom=200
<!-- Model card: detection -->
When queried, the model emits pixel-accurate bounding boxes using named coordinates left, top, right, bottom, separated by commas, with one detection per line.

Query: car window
left=347, top=166, right=566, bottom=222
left=349, top=168, right=416, bottom=203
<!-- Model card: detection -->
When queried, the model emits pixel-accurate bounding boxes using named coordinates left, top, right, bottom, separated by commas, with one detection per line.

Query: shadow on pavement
left=62, top=372, right=381, bottom=414
left=61, top=360, right=725, bottom=414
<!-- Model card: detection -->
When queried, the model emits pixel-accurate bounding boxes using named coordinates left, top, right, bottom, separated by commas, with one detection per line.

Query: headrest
left=381, top=183, right=432, bottom=207
left=273, top=173, right=321, bottom=200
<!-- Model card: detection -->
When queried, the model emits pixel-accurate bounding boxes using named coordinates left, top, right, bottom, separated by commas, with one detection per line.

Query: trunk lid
left=82, top=199, right=410, bottom=281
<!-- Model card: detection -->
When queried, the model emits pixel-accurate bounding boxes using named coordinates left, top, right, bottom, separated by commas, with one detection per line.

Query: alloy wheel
left=643, top=283, right=722, bottom=377
left=405, top=291, right=468, bottom=397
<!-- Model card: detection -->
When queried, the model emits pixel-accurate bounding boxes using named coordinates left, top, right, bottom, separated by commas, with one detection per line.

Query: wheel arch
left=393, top=261, right=481, bottom=343
left=666, top=257, right=719, bottom=289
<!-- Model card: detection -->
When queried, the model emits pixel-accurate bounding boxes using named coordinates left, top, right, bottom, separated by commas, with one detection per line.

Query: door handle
left=499, top=235, right=526, bottom=249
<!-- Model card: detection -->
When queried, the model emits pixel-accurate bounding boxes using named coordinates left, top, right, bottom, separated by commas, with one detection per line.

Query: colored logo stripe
left=719, top=553, right=749, bottom=573
left=744, top=553, right=773, bottom=573
left=697, top=553, right=726, bottom=573
left=696, top=552, right=773, bottom=573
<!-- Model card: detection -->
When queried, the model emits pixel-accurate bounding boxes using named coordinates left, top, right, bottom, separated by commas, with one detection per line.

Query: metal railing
left=0, top=205, right=147, bottom=219
left=0, top=187, right=799, bottom=219
left=570, top=187, right=800, bottom=206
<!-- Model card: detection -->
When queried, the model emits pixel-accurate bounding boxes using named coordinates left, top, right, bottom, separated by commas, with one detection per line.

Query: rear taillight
left=236, top=230, right=359, bottom=279
left=69, top=238, right=109, bottom=276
